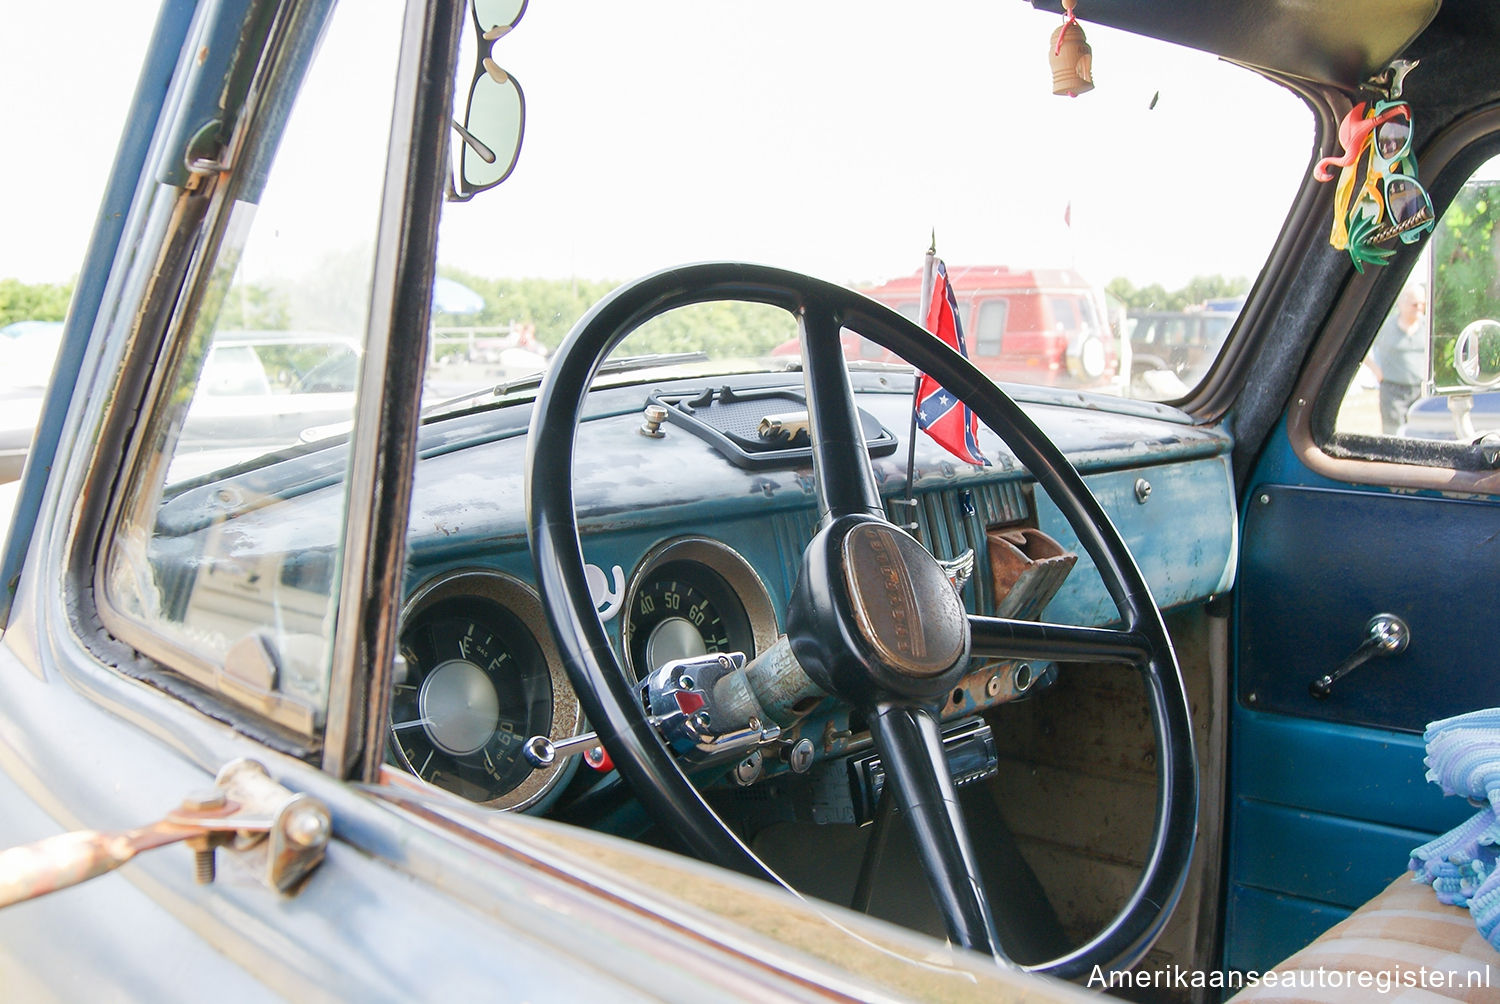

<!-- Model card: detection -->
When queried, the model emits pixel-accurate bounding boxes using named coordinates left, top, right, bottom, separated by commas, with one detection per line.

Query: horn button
left=787, top=516, right=971, bottom=702
left=842, top=521, right=967, bottom=678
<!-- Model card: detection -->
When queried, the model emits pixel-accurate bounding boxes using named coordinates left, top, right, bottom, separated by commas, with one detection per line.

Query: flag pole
left=902, top=232, right=937, bottom=536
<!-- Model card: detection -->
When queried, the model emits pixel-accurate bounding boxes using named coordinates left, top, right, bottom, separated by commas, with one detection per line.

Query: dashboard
left=155, top=369, right=1238, bottom=819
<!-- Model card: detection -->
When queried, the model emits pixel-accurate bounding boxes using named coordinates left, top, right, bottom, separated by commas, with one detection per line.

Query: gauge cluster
left=389, top=539, right=780, bottom=810
left=389, top=571, right=580, bottom=811
left=621, top=537, right=780, bottom=683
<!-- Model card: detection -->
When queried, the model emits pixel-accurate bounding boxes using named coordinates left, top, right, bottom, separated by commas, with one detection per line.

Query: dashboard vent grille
left=885, top=482, right=1032, bottom=613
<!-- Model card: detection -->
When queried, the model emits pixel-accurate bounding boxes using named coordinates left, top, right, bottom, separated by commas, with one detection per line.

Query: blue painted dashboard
left=159, top=369, right=1238, bottom=809
left=395, top=373, right=1236, bottom=617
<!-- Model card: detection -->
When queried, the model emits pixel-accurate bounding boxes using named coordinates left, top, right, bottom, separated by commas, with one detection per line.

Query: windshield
left=143, top=0, right=1317, bottom=489
left=427, top=0, right=1312, bottom=409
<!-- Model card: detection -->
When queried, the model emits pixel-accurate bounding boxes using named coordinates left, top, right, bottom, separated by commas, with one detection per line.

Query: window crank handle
left=1309, top=613, right=1410, bottom=699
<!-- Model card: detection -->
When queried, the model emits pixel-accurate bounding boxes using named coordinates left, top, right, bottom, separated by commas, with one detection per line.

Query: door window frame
left=70, top=0, right=459, bottom=779
left=1292, top=105, right=1500, bottom=495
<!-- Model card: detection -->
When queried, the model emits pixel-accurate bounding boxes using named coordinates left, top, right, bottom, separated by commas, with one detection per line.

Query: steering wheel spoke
left=867, top=701, right=1006, bottom=961
left=799, top=300, right=885, bottom=521
left=969, top=613, right=1150, bottom=667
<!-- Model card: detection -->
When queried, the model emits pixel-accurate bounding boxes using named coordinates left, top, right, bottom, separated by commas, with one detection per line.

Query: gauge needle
left=391, top=718, right=435, bottom=731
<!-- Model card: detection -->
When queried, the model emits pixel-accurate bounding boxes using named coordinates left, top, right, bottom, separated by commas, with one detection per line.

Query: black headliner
left=1029, top=0, right=1439, bottom=90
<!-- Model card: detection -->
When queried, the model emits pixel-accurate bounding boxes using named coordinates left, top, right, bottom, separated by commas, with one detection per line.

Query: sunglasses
left=450, top=0, right=528, bottom=201
left=1370, top=104, right=1412, bottom=167
left=1319, top=99, right=1434, bottom=268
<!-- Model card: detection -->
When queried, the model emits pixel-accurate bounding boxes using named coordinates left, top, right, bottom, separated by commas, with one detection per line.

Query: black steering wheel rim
left=526, top=261, right=1197, bottom=980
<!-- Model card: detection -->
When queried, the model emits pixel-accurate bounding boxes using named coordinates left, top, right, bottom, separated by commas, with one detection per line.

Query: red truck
left=775, top=265, right=1123, bottom=390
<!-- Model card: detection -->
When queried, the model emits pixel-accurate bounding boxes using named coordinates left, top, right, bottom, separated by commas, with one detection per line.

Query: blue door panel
left=1230, top=798, right=1434, bottom=905
left=1225, top=711, right=1475, bottom=972
left=1239, top=484, right=1500, bottom=732
left=1227, top=464, right=1499, bottom=973
left=1223, top=885, right=1351, bottom=976
left=1231, top=711, right=1473, bottom=833
left=1225, top=710, right=1468, bottom=975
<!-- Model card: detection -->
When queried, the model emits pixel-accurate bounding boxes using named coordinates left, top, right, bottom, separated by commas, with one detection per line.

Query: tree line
left=7, top=271, right=1263, bottom=350
left=0, top=279, right=73, bottom=328
left=1105, top=275, right=1251, bottom=313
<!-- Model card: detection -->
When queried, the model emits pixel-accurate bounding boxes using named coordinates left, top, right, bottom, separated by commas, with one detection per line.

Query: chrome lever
left=1309, top=613, right=1410, bottom=699
left=522, top=730, right=606, bottom=769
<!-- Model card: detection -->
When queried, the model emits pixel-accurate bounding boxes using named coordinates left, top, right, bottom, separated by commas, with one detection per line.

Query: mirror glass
left=1453, top=318, right=1500, bottom=388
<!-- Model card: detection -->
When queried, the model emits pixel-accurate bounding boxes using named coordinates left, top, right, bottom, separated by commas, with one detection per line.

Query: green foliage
left=434, top=269, right=796, bottom=358
left=436, top=268, right=615, bottom=350
left=0, top=278, right=73, bottom=328
left=1431, top=181, right=1500, bottom=389
left=1105, top=275, right=1250, bottom=312
left=618, top=301, right=795, bottom=358
left=216, top=282, right=291, bottom=331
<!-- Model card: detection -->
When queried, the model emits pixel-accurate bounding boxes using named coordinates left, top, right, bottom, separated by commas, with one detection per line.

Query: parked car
left=4, top=0, right=1500, bottom=1000
left=860, top=266, right=1122, bottom=389
left=1126, top=310, right=1237, bottom=398
left=1399, top=391, right=1500, bottom=440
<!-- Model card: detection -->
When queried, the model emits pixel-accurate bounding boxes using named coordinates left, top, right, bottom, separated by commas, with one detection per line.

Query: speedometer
left=627, top=568, right=744, bottom=673
left=390, top=571, right=580, bottom=810
left=621, top=539, right=779, bottom=681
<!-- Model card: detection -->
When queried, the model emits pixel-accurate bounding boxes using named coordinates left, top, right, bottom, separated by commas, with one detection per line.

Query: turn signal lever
left=525, top=643, right=824, bottom=772
left=1309, top=613, right=1411, bottom=699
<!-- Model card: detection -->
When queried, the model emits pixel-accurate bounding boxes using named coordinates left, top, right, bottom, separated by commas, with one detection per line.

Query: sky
left=0, top=2, right=160, bottom=284
left=1, top=1, right=1317, bottom=294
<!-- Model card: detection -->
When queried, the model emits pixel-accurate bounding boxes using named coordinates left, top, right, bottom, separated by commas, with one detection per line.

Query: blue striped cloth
left=1410, top=709, right=1500, bottom=948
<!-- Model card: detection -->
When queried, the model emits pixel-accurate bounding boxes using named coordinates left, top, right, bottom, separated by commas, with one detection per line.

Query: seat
left=1230, top=874, right=1499, bottom=1002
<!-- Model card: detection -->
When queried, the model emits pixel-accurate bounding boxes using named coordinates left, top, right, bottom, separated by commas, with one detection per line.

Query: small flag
left=915, top=260, right=989, bottom=466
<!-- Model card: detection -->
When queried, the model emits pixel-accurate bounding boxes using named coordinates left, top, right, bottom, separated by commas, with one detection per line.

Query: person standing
left=1367, top=282, right=1429, bottom=434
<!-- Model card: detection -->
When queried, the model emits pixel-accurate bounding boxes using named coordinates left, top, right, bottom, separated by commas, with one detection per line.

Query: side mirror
left=448, top=0, right=527, bottom=202
left=1453, top=319, right=1500, bottom=389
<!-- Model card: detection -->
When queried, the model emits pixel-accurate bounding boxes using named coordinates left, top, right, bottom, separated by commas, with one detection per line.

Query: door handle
left=1309, top=613, right=1410, bottom=699
left=0, top=759, right=330, bottom=909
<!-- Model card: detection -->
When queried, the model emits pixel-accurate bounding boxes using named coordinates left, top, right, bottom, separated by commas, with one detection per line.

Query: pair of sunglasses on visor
left=450, top=0, right=527, bottom=201
left=1319, top=100, right=1434, bottom=267
left=1355, top=102, right=1433, bottom=244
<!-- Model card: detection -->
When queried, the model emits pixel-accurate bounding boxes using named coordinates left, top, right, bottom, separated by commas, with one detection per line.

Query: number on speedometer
left=623, top=560, right=754, bottom=679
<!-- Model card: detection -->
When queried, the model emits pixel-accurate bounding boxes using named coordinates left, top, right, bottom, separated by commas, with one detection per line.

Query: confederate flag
left=915, top=260, right=990, bottom=466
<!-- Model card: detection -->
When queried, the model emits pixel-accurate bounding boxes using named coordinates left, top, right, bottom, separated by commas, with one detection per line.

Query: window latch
left=0, top=758, right=330, bottom=909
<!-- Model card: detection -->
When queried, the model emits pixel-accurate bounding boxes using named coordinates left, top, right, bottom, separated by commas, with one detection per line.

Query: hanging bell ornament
left=1049, top=0, right=1094, bottom=97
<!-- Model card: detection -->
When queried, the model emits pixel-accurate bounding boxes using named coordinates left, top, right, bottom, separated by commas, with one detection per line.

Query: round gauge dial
left=391, top=594, right=553, bottom=804
left=623, top=559, right=755, bottom=680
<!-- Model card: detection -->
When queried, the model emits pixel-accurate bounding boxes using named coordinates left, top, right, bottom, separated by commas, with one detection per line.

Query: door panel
left=1240, top=484, right=1500, bottom=729
left=1228, top=482, right=1500, bottom=972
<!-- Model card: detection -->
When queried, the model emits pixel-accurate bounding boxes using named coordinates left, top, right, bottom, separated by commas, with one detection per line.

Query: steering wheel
left=526, top=262, right=1197, bottom=980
